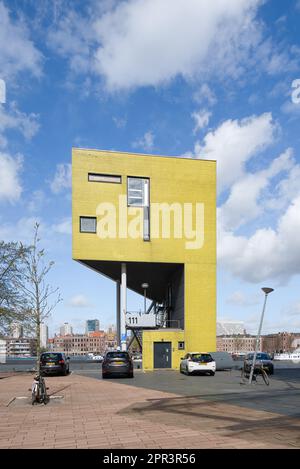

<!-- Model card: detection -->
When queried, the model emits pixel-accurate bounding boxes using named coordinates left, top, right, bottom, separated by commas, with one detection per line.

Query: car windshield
left=41, top=353, right=62, bottom=360
left=247, top=353, right=270, bottom=360
left=191, top=354, right=212, bottom=362
left=106, top=352, right=129, bottom=359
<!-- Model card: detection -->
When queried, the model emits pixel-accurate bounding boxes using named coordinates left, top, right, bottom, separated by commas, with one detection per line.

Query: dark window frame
left=79, top=216, right=97, bottom=233
left=88, top=173, right=122, bottom=184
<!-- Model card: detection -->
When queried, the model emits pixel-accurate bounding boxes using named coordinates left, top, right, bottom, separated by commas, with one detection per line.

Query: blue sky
left=1, top=0, right=300, bottom=337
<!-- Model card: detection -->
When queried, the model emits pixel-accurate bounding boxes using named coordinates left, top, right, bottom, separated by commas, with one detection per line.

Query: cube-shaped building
left=72, top=148, right=216, bottom=370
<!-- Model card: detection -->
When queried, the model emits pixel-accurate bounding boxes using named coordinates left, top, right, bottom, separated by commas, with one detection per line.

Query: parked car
left=40, top=352, right=70, bottom=376
left=92, top=355, right=104, bottom=361
left=102, top=351, right=134, bottom=379
left=180, top=352, right=216, bottom=376
left=208, top=352, right=234, bottom=370
left=243, top=352, right=274, bottom=375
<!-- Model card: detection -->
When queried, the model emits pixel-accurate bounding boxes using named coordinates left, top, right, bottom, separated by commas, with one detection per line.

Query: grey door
left=154, top=342, right=172, bottom=368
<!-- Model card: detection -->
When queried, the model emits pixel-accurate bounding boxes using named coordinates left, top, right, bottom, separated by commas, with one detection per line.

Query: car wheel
left=209, top=371, right=215, bottom=376
left=102, top=374, right=108, bottom=379
left=128, top=372, right=134, bottom=378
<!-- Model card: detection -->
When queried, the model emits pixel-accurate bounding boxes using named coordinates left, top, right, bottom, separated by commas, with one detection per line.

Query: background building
left=6, top=337, right=36, bottom=357
left=85, top=319, right=100, bottom=334
left=10, top=322, right=23, bottom=339
left=53, top=331, right=106, bottom=356
left=217, top=321, right=245, bottom=336
left=40, top=323, right=48, bottom=349
left=217, top=335, right=261, bottom=354
left=262, top=332, right=300, bottom=353
left=59, top=322, right=73, bottom=336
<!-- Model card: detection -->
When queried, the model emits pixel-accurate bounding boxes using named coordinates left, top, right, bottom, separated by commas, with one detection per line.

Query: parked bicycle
left=31, top=374, right=49, bottom=405
left=240, top=364, right=270, bottom=386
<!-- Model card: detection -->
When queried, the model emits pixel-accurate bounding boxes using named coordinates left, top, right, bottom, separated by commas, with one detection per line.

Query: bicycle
left=31, top=374, right=49, bottom=405
left=240, top=365, right=270, bottom=386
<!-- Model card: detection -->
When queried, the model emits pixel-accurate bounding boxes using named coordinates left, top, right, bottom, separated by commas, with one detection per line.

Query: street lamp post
left=249, top=287, right=274, bottom=384
left=141, top=283, right=149, bottom=314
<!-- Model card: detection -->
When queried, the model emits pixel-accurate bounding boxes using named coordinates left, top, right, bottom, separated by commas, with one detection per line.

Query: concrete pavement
left=0, top=372, right=299, bottom=449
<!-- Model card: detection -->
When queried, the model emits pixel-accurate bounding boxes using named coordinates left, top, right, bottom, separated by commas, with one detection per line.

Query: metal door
left=154, top=342, right=172, bottom=368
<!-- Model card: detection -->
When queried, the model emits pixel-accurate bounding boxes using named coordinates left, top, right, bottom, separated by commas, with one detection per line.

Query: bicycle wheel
left=261, top=369, right=270, bottom=386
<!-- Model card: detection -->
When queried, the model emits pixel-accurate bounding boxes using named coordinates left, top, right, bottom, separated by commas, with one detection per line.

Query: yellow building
left=72, top=148, right=216, bottom=370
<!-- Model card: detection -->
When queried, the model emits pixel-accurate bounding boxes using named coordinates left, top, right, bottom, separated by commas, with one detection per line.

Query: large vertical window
left=127, top=177, right=150, bottom=241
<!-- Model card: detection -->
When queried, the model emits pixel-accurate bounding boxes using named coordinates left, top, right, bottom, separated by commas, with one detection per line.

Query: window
left=127, top=177, right=150, bottom=241
left=178, top=341, right=185, bottom=350
left=127, top=177, right=149, bottom=207
left=80, top=216, right=96, bottom=233
left=88, top=173, right=121, bottom=184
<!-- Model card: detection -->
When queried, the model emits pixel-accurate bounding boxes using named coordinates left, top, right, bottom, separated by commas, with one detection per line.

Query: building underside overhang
left=77, top=259, right=183, bottom=302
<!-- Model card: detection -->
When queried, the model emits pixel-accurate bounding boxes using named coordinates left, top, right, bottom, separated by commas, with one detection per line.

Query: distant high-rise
left=217, top=320, right=245, bottom=336
left=60, top=322, right=73, bottom=336
left=85, top=319, right=100, bottom=334
left=10, top=323, right=23, bottom=339
left=40, top=323, right=49, bottom=348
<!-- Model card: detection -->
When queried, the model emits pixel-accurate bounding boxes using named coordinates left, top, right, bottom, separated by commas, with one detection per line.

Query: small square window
left=178, top=341, right=185, bottom=350
left=80, top=216, right=96, bottom=233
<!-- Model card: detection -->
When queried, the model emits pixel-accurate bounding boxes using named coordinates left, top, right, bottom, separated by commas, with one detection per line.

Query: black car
left=243, top=352, right=274, bottom=375
left=40, top=352, right=70, bottom=376
left=102, top=351, right=134, bottom=379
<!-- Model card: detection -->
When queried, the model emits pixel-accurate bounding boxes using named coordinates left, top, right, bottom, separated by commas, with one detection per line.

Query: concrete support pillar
left=121, top=263, right=127, bottom=351
left=116, top=280, right=121, bottom=348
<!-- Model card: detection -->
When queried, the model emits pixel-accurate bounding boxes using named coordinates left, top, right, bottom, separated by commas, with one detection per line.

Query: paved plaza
left=0, top=370, right=300, bottom=449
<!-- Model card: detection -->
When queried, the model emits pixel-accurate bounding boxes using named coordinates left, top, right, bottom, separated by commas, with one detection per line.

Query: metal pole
left=144, top=289, right=146, bottom=315
left=116, top=281, right=121, bottom=348
left=248, top=293, right=268, bottom=384
left=121, top=263, right=127, bottom=351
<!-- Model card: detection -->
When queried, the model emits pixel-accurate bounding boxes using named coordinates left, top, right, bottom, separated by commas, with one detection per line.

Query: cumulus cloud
left=194, top=112, right=278, bottom=194
left=193, top=83, right=217, bottom=107
left=50, top=163, right=72, bottom=194
left=219, top=195, right=300, bottom=284
left=92, top=0, right=262, bottom=90
left=219, top=148, right=294, bottom=231
left=0, top=103, right=40, bottom=148
left=0, top=152, right=23, bottom=203
left=226, top=291, right=260, bottom=307
left=0, top=2, right=42, bottom=79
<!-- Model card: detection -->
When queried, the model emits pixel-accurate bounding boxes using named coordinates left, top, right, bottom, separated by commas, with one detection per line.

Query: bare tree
left=14, top=223, right=62, bottom=373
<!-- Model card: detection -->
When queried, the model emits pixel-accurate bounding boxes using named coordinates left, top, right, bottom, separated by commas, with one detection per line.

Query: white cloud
left=0, top=152, right=23, bottom=203
left=194, top=112, right=278, bottom=194
left=193, top=83, right=217, bottom=106
left=68, top=294, right=91, bottom=308
left=219, top=195, right=300, bottom=284
left=47, top=9, right=94, bottom=74
left=92, top=0, right=261, bottom=90
left=0, top=103, right=40, bottom=148
left=192, top=109, right=211, bottom=134
left=219, top=148, right=294, bottom=231
left=52, top=218, right=72, bottom=235
left=0, top=2, right=42, bottom=79
left=132, top=131, right=154, bottom=151
left=50, top=163, right=72, bottom=194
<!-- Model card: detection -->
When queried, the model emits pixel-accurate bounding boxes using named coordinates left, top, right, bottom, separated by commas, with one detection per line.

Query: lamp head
left=262, top=287, right=274, bottom=295
left=141, top=283, right=149, bottom=289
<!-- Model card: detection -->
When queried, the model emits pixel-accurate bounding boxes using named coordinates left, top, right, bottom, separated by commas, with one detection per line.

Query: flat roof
left=72, top=147, right=216, bottom=163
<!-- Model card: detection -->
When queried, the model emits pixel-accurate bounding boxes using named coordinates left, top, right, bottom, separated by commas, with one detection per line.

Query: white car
left=180, top=352, right=216, bottom=376
left=92, top=355, right=103, bottom=361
